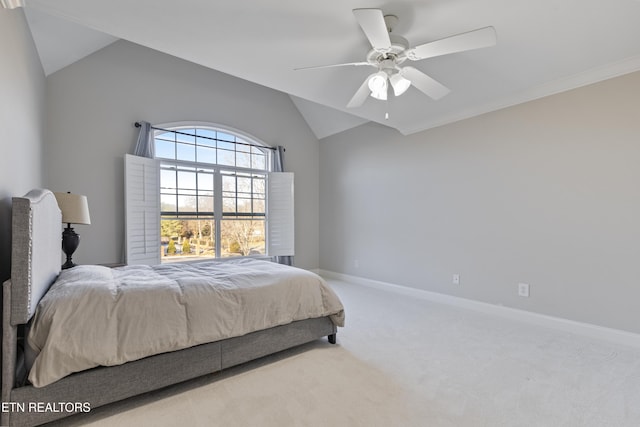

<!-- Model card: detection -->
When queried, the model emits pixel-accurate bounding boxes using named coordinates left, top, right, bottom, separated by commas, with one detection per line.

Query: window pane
left=178, top=195, right=197, bottom=213
left=236, top=140, right=251, bottom=153
left=222, top=174, right=235, bottom=192
left=237, top=198, right=251, bottom=213
left=198, top=196, right=214, bottom=213
left=161, top=194, right=177, bottom=212
left=176, top=129, right=196, bottom=143
left=251, top=153, right=266, bottom=170
left=197, top=170, right=214, bottom=191
left=218, top=149, right=235, bottom=166
left=217, top=140, right=234, bottom=151
left=223, top=197, right=236, bottom=213
left=177, top=143, right=195, bottom=162
left=156, top=131, right=173, bottom=139
left=160, top=169, right=176, bottom=189
left=252, top=177, right=265, bottom=195
left=156, top=140, right=176, bottom=160
left=196, top=129, right=216, bottom=147
left=220, top=219, right=265, bottom=257
left=254, top=200, right=265, bottom=214
left=196, top=128, right=215, bottom=138
left=177, top=170, right=196, bottom=189
left=218, top=132, right=235, bottom=142
left=161, top=218, right=216, bottom=261
left=237, top=176, right=251, bottom=193
left=237, top=152, right=251, bottom=168
left=196, top=146, right=216, bottom=164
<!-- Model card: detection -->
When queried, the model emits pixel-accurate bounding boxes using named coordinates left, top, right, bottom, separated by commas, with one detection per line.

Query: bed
left=1, top=189, right=344, bottom=426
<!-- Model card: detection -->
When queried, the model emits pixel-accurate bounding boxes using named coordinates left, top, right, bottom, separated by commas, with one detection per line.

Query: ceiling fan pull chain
left=385, top=95, right=390, bottom=120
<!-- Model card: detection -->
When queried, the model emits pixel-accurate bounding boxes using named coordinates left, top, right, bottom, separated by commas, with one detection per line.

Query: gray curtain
left=133, top=121, right=155, bottom=158
left=273, top=146, right=293, bottom=266
left=274, top=145, right=285, bottom=172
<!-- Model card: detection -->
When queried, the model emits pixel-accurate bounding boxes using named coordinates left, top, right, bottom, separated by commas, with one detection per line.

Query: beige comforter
left=27, top=259, right=345, bottom=387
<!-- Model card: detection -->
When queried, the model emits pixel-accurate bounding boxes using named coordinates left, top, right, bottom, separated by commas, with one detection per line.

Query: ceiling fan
left=298, top=9, right=497, bottom=109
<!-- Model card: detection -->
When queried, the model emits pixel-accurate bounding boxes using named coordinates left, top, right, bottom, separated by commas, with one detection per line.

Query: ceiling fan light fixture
left=370, top=88, right=387, bottom=101
left=368, top=72, right=388, bottom=100
left=390, top=72, right=411, bottom=96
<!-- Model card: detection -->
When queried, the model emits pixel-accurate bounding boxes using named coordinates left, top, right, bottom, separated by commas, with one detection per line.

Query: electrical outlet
left=518, top=283, right=530, bottom=297
left=452, top=274, right=460, bottom=285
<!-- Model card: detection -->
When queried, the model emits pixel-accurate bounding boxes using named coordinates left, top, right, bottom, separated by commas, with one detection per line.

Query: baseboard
left=319, top=270, right=640, bottom=350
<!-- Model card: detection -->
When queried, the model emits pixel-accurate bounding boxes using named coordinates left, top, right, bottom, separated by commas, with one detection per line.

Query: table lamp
left=54, top=192, right=91, bottom=269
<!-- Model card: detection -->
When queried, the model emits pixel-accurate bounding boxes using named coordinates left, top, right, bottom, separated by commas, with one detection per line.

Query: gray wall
left=0, top=8, right=45, bottom=282
left=44, top=40, right=320, bottom=269
left=320, top=71, right=640, bottom=334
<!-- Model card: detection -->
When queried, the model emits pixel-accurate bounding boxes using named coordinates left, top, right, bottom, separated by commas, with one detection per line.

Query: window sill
left=160, top=255, right=275, bottom=265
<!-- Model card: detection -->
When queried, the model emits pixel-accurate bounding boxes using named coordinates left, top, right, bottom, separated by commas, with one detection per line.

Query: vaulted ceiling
left=22, top=0, right=640, bottom=139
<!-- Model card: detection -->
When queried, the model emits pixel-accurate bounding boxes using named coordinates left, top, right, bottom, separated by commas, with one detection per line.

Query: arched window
left=155, top=125, right=270, bottom=261
left=125, top=123, right=293, bottom=265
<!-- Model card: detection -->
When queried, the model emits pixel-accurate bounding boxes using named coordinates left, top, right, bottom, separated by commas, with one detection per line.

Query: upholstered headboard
left=10, top=189, right=61, bottom=325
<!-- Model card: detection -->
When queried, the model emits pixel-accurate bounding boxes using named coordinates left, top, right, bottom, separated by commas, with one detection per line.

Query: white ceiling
left=23, top=6, right=116, bottom=77
left=22, top=0, right=640, bottom=139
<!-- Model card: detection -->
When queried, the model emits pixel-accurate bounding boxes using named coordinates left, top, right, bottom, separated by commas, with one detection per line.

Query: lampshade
left=390, top=72, right=411, bottom=96
left=54, top=192, right=91, bottom=225
left=368, top=72, right=388, bottom=101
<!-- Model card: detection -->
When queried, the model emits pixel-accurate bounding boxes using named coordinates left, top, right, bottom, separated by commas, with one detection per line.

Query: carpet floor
left=50, top=277, right=640, bottom=426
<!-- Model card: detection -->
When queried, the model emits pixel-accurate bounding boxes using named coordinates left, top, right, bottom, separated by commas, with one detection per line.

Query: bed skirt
left=3, top=315, right=336, bottom=427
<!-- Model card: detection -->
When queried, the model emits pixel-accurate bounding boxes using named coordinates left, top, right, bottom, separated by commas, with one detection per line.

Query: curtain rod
left=135, top=122, right=279, bottom=151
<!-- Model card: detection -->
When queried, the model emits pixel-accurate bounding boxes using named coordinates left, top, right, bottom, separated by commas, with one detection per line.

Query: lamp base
left=61, top=224, right=80, bottom=269
left=62, top=259, right=77, bottom=269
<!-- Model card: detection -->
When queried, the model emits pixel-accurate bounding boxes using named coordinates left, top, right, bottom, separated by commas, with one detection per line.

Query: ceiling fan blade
left=401, top=66, right=450, bottom=100
left=406, top=26, right=497, bottom=61
left=353, top=8, right=391, bottom=52
left=347, top=73, right=376, bottom=108
left=294, top=61, right=371, bottom=71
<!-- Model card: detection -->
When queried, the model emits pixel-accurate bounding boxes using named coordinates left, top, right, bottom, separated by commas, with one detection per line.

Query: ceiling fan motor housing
left=366, top=34, right=409, bottom=67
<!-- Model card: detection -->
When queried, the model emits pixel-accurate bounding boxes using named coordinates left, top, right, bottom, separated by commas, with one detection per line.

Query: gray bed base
left=2, top=279, right=337, bottom=426
left=1, top=190, right=338, bottom=426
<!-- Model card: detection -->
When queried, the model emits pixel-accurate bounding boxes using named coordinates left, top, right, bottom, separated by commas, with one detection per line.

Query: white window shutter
left=267, top=172, right=294, bottom=256
left=125, top=154, right=161, bottom=265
